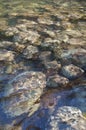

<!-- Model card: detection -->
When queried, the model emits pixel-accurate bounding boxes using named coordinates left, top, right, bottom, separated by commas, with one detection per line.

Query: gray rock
left=22, top=45, right=39, bottom=59
left=47, top=74, right=69, bottom=88
left=60, top=48, right=86, bottom=70
left=46, top=106, right=86, bottom=130
left=1, top=71, right=46, bottom=117
left=61, top=64, right=84, bottom=79
left=0, top=50, right=14, bottom=61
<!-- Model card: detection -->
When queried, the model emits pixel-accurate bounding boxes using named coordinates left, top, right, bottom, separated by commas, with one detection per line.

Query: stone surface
left=22, top=45, right=39, bottom=59
left=0, top=71, right=46, bottom=118
left=0, top=41, right=13, bottom=49
left=13, top=30, right=40, bottom=44
left=38, top=17, right=53, bottom=25
left=60, top=49, right=86, bottom=70
left=4, top=27, right=19, bottom=37
left=47, top=74, right=69, bottom=88
left=39, top=51, right=52, bottom=62
left=61, top=64, right=84, bottom=79
left=0, top=50, right=14, bottom=61
left=44, top=60, right=61, bottom=77
left=46, top=106, right=86, bottom=130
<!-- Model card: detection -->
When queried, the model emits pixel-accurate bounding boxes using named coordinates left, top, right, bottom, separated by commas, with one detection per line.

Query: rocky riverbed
left=0, top=0, right=86, bottom=130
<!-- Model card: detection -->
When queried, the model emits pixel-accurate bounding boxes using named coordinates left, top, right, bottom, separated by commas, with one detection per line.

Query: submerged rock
left=44, top=60, right=61, bottom=77
left=22, top=45, right=39, bottom=59
left=39, top=51, right=52, bottom=62
left=46, top=106, right=86, bottom=130
left=61, top=64, right=84, bottom=80
left=0, top=50, right=14, bottom=61
left=47, top=74, right=69, bottom=88
left=60, top=48, right=86, bottom=70
left=38, top=17, right=53, bottom=25
left=0, top=41, right=14, bottom=49
left=1, top=71, right=46, bottom=118
left=13, top=30, right=40, bottom=44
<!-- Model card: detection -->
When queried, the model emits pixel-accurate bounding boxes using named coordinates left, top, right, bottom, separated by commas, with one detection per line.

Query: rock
left=47, top=74, right=69, bottom=88
left=5, top=27, right=19, bottom=37
left=0, top=50, right=14, bottom=61
left=43, top=29, right=56, bottom=38
left=46, top=106, right=86, bottom=130
left=68, top=38, right=86, bottom=46
left=1, top=71, right=46, bottom=117
left=13, top=30, right=40, bottom=44
left=65, top=30, right=82, bottom=37
left=22, top=45, right=39, bottom=59
left=0, top=41, right=13, bottom=49
left=5, top=64, right=13, bottom=74
left=38, top=17, right=53, bottom=25
left=41, top=38, right=59, bottom=50
left=11, top=42, right=25, bottom=53
left=60, top=48, right=86, bottom=70
left=44, top=60, right=61, bottom=77
left=61, top=64, right=84, bottom=80
left=39, top=51, right=52, bottom=62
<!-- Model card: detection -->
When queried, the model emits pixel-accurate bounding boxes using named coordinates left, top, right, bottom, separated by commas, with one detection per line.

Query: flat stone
left=47, top=74, right=69, bottom=88
left=61, top=64, right=84, bottom=79
left=1, top=71, right=46, bottom=117
left=22, top=45, right=39, bottom=59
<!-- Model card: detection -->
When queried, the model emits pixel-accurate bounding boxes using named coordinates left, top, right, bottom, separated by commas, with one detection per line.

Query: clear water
left=0, top=0, right=86, bottom=129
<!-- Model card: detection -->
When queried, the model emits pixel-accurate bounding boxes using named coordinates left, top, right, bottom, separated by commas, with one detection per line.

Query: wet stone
left=60, top=48, right=86, bottom=70
left=38, top=17, right=53, bottom=25
left=22, top=45, right=39, bottom=59
left=1, top=71, right=46, bottom=118
left=11, top=42, right=25, bottom=53
left=39, top=51, right=52, bottom=62
left=0, top=41, right=14, bottom=49
left=47, top=74, right=69, bottom=88
left=43, top=29, right=56, bottom=38
left=46, top=106, right=86, bottom=130
left=13, top=30, right=40, bottom=44
left=0, top=50, right=14, bottom=62
left=4, top=27, right=19, bottom=37
left=61, top=64, right=84, bottom=80
left=41, top=38, right=59, bottom=50
left=44, top=60, right=61, bottom=77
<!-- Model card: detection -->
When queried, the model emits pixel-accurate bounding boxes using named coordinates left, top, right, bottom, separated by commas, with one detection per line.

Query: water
left=0, top=0, right=86, bottom=129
